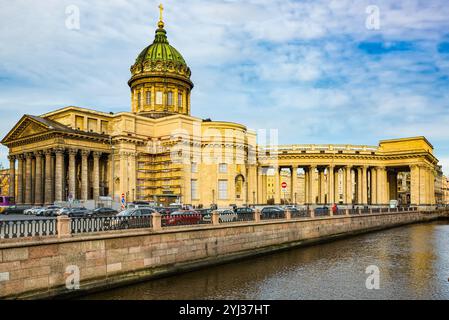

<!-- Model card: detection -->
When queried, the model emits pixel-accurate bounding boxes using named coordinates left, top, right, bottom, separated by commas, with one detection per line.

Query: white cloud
left=0, top=0, right=449, bottom=174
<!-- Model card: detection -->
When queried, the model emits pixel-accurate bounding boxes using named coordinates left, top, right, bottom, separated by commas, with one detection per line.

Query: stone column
left=44, top=150, right=53, bottom=205
left=31, top=157, right=35, bottom=204
left=8, top=155, right=15, bottom=199
left=334, top=168, right=340, bottom=203
left=310, top=165, right=318, bottom=204
left=319, top=168, right=325, bottom=204
left=345, top=165, right=352, bottom=204
left=16, top=155, right=24, bottom=204
left=304, top=168, right=309, bottom=204
left=93, top=151, right=101, bottom=201
left=68, top=149, right=77, bottom=200
left=291, top=166, right=298, bottom=204
left=410, top=165, right=420, bottom=206
left=357, top=167, right=362, bottom=204
left=429, top=167, right=435, bottom=205
left=257, top=167, right=264, bottom=204
left=81, top=150, right=90, bottom=201
left=24, top=153, right=33, bottom=205
left=371, top=167, right=377, bottom=204
left=274, top=166, right=281, bottom=205
left=328, top=165, right=335, bottom=204
left=119, top=152, right=129, bottom=201
left=362, top=166, right=368, bottom=205
left=34, top=151, right=43, bottom=205
left=54, top=148, right=64, bottom=202
left=377, top=166, right=386, bottom=205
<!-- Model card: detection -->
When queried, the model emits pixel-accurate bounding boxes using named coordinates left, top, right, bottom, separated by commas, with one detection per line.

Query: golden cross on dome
left=157, top=3, right=165, bottom=28
left=159, top=4, right=164, bottom=22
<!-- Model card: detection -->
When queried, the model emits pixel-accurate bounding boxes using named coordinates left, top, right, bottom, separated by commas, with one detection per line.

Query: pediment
left=18, top=121, right=48, bottom=138
left=1, top=116, right=50, bottom=144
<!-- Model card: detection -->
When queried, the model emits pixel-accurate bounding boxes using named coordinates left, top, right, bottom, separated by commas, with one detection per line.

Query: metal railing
left=0, top=219, right=57, bottom=239
left=261, top=210, right=286, bottom=220
left=314, top=208, right=330, bottom=217
left=290, top=209, right=310, bottom=219
left=0, top=206, right=437, bottom=240
left=71, top=216, right=152, bottom=234
left=235, top=212, right=255, bottom=222
left=334, top=209, right=347, bottom=216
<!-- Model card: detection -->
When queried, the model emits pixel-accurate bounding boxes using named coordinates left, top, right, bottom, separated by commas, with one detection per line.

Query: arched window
left=235, top=175, right=245, bottom=199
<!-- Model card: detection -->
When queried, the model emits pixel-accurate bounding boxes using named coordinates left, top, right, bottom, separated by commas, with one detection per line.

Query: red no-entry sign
left=281, top=182, right=287, bottom=189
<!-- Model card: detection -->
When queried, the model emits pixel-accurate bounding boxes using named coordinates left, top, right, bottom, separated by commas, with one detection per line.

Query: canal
left=83, top=221, right=449, bottom=300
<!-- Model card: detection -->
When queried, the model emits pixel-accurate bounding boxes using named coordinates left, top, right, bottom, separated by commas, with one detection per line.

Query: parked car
left=55, top=207, right=72, bottom=216
left=314, top=206, right=329, bottom=216
left=90, top=207, right=118, bottom=216
left=67, top=207, right=91, bottom=217
left=24, top=206, right=42, bottom=215
left=197, top=208, right=213, bottom=217
left=39, top=205, right=61, bottom=217
left=106, top=208, right=155, bottom=229
left=162, top=210, right=202, bottom=226
left=234, top=207, right=255, bottom=215
left=203, top=209, right=239, bottom=223
left=261, top=206, right=285, bottom=219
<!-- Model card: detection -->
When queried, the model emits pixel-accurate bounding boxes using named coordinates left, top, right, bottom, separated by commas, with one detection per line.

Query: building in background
left=0, top=166, right=9, bottom=196
left=435, top=165, right=444, bottom=205
left=1, top=10, right=441, bottom=209
left=443, top=175, right=449, bottom=205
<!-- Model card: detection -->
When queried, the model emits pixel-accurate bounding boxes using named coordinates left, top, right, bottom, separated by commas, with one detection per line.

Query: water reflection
left=83, top=221, right=449, bottom=300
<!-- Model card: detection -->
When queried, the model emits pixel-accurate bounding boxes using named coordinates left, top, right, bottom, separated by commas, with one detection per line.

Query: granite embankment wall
left=0, top=210, right=447, bottom=299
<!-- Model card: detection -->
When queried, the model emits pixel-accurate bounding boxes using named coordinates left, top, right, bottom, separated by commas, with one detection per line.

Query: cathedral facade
left=1, top=13, right=440, bottom=208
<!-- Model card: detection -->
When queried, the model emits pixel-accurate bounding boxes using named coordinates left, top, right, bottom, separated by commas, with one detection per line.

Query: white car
left=203, top=209, right=238, bottom=223
left=24, top=207, right=42, bottom=215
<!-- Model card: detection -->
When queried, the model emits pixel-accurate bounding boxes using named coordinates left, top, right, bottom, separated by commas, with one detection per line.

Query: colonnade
left=257, top=164, right=436, bottom=206
left=8, top=148, right=110, bottom=205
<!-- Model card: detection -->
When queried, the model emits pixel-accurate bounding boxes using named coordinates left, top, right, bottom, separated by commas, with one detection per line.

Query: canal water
left=83, top=221, right=449, bottom=300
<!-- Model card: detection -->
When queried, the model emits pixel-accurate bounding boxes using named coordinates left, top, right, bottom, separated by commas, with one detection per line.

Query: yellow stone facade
left=0, top=14, right=440, bottom=208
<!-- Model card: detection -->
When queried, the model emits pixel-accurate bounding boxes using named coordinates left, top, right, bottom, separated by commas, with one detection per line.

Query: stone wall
left=0, top=210, right=446, bottom=299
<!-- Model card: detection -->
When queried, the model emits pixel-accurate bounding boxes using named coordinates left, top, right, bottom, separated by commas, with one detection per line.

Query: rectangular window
left=101, top=120, right=108, bottom=134
left=218, top=180, right=228, bottom=200
left=75, top=116, right=84, bottom=130
left=156, top=91, right=163, bottom=105
left=137, top=92, right=142, bottom=109
left=146, top=91, right=151, bottom=105
left=87, top=118, right=97, bottom=132
left=191, top=162, right=198, bottom=173
left=191, top=179, right=198, bottom=200
left=219, top=163, right=228, bottom=173
left=167, top=91, right=173, bottom=106
left=178, top=92, right=183, bottom=108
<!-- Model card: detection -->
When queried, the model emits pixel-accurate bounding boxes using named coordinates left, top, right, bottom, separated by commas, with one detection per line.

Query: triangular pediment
left=1, top=115, right=51, bottom=144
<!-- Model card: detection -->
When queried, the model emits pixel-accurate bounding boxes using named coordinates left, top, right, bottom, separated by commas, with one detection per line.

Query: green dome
left=135, top=27, right=187, bottom=67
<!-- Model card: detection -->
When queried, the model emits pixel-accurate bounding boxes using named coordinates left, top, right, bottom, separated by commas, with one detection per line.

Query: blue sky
left=1, top=0, right=449, bottom=174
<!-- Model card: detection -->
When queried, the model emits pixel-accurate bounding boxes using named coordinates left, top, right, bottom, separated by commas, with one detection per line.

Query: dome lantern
left=128, top=4, right=193, bottom=118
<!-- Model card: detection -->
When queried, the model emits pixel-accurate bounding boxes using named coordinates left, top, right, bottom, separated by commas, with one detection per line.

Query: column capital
left=54, top=147, right=65, bottom=155
left=33, top=150, right=43, bottom=158
left=81, top=149, right=90, bottom=157
left=92, top=151, right=102, bottom=158
left=24, top=152, right=34, bottom=159
left=17, top=154, right=25, bottom=160
left=7, top=154, right=16, bottom=161
left=43, top=149, right=53, bottom=156
left=68, top=148, right=78, bottom=155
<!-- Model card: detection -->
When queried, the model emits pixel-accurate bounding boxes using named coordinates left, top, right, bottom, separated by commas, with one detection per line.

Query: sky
left=0, top=0, right=448, bottom=174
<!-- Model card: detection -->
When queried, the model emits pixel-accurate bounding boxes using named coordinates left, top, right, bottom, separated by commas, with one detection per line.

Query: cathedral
left=1, top=10, right=440, bottom=208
